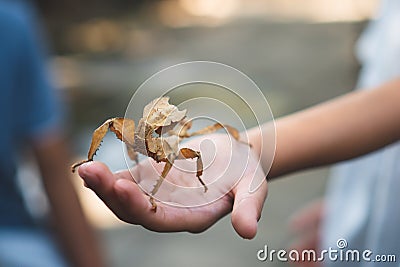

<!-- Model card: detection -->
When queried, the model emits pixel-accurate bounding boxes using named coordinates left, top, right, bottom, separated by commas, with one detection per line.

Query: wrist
left=246, top=123, right=276, bottom=178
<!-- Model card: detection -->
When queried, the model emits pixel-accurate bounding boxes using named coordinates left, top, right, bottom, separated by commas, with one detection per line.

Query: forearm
left=32, top=134, right=106, bottom=267
left=249, top=78, right=400, bottom=178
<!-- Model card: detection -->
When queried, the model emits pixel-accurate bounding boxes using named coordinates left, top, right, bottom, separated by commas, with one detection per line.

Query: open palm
left=78, top=134, right=267, bottom=239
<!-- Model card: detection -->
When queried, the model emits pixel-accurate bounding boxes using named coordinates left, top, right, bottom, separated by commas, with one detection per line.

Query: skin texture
left=78, top=78, right=400, bottom=239
left=32, top=132, right=106, bottom=267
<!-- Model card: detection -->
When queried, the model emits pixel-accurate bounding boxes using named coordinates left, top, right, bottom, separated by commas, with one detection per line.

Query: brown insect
left=72, top=97, right=248, bottom=211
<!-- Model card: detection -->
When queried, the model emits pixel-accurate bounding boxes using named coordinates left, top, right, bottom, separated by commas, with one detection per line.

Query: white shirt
left=322, top=0, right=400, bottom=266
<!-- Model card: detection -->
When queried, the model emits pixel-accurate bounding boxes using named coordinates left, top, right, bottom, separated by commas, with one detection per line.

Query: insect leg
left=177, top=148, right=208, bottom=192
left=186, top=123, right=250, bottom=146
left=149, top=159, right=174, bottom=211
left=71, top=118, right=136, bottom=172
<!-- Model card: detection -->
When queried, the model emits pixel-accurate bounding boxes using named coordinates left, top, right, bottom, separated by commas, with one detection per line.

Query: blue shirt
left=0, top=1, right=61, bottom=227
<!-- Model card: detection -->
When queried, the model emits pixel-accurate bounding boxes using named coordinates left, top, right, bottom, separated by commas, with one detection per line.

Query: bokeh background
left=22, top=0, right=378, bottom=266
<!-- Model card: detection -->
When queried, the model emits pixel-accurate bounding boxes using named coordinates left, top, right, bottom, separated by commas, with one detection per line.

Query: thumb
left=231, top=178, right=268, bottom=239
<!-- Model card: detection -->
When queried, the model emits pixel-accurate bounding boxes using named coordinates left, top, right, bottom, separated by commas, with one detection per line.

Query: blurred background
left=22, top=0, right=378, bottom=266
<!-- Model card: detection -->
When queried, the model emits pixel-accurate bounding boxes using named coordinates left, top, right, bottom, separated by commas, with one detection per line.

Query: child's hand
left=77, top=133, right=268, bottom=239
